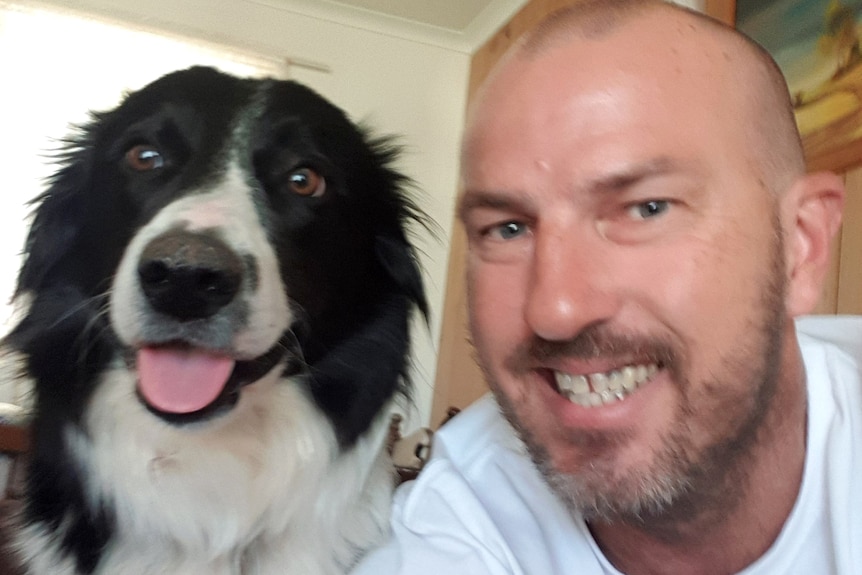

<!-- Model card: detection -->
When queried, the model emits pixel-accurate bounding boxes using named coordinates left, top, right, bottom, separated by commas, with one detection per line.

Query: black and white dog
left=3, top=66, right=427, bottom=574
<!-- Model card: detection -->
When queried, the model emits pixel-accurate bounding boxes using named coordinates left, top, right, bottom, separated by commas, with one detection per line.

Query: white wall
left=0, top=0, right=471, bottom=430
left=673, top=0, right=706, bottom=10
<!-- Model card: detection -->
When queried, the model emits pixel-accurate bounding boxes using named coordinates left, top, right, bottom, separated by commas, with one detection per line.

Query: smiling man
left=352, top=1, right=862, bottom=574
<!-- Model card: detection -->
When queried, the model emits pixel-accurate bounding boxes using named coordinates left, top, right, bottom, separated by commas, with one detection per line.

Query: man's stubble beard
left=475, top=222, right=788, bottom=528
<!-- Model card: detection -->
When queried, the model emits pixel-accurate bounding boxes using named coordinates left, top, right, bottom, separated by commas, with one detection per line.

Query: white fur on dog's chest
left=26, top=367, right=394, bottom=575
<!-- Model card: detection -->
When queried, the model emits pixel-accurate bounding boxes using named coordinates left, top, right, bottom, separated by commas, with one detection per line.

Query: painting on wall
left=737, top=0, right=862, bottom=172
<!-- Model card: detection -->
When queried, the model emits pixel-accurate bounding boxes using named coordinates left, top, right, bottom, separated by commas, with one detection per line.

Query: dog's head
left=9, top=66, right=427, bottom=446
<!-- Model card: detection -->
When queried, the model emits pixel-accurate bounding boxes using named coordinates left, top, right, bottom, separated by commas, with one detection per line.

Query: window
left=0, top=2, right=281, bottom=403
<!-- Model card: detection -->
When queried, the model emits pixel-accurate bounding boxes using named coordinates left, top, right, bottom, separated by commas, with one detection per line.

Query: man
left=353, top=1, right=862, bottom=573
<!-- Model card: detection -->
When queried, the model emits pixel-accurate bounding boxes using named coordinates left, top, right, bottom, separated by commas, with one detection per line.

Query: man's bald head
left=469, top=0, right=805, bottom=196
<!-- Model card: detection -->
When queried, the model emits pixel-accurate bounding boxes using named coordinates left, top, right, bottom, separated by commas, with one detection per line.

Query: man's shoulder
left=369, top=396, right=592, bottom=575
left=432, top=393, right=525, bottom=468
left=393, top=393, right=533, bottom=519
left=796, top=315, right=862, bottom=426
left=366, top=396, right=533, bottom=573
left=430, top=394, right=522, bottom=475
left=796, top=315, right=862, bottom=363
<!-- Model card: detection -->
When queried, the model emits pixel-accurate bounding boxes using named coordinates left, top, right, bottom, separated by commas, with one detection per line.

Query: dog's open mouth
left=133, top=336, right=294, bottom=423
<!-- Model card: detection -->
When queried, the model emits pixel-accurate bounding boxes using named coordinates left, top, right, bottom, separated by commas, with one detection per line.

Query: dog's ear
left=375, top=233, right=428, bottom=320
left=6, top=149, right=113, bottom=395
left=15, top=154, right=89, bottom=296
left=363, top=134, right=431, bottom=322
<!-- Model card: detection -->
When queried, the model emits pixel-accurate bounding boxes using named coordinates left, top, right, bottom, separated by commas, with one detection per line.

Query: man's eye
left=628, top=200, right=669, bottom=220
left=492, top=221, right=526, bottom=240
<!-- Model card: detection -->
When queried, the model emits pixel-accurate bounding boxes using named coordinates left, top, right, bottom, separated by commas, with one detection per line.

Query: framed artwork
left=725, top=0, right=862, bottom=172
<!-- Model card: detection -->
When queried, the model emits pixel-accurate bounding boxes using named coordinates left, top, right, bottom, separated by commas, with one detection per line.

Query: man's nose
left=524, top=226, right=622, bottom=342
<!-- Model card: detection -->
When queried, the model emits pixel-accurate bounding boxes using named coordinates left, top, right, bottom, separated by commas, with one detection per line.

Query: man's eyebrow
left=457, top=190, right=529, bottom=221
left=588, top=157, right=679, bottom=193
left=457, top=158, right=696, bottom=220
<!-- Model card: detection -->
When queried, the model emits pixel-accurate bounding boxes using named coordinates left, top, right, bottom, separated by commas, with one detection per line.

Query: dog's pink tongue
left=137, top=347, right=235, bottom=414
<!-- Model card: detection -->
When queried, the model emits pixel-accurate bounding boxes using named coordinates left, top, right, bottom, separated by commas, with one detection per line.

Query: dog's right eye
left=125, top=145, right=165, bottom=171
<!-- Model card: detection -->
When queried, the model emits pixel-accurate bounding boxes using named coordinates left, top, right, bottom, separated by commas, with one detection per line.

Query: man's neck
left=587, top=345, right=808, bottom=575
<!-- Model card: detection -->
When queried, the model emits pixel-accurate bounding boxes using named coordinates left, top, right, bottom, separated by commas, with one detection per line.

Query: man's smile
left=555, top=363, right=660, bottom=407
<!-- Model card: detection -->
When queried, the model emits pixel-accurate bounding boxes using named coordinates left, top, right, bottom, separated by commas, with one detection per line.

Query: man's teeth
left=555, top=364, right=658, bottom=407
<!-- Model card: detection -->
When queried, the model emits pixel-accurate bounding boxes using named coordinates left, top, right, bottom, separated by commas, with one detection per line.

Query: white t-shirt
left=352, top=316, right=862, bottom=574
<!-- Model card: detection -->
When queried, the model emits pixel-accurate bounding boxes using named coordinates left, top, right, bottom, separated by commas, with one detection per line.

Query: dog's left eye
left=125, top=145, right=165, bottom=171
left=287, top=168, right=326, bottom=197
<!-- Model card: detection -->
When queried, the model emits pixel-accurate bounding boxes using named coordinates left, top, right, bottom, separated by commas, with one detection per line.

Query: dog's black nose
left=138, top=230, right=243, bottom=321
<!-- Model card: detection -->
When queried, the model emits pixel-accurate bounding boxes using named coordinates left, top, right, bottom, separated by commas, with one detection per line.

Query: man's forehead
left=517, top=3, right=722, bottom=58
left=471, top=7, right=735, bottom=112
left=464, top=18, right=742, bottom=160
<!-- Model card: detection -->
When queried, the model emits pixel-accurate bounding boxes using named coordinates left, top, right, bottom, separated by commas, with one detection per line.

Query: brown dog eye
left=125, top=145, right=164, bottom=171
left=287, top=167, right=325, bottom=197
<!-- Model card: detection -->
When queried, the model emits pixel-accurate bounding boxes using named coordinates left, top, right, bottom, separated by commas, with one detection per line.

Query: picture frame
left=710, top=0, right=862, bottom=173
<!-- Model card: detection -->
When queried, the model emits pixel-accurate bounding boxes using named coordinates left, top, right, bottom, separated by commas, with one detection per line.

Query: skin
left=459, top=4, right=844, bottom=574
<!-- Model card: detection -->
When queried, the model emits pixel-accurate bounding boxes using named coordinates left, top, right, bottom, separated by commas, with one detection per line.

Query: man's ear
left=783, top=171, right=845, bottom=316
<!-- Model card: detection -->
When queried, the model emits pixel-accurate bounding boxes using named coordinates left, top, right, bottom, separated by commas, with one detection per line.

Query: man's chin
left=497, top=391, right=693, bottom=523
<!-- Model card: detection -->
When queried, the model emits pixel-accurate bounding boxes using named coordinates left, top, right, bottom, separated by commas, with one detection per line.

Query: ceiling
left=329, top=0, right=502, bottom=31
left=21, top=0, right=528, bottom=54
left=265, top=0, right=529, bottom=53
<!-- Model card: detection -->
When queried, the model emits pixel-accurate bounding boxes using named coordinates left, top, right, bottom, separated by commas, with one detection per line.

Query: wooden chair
left=0, top=419, right=29, bottom=575
left=387, top=407, right=460, bottom=484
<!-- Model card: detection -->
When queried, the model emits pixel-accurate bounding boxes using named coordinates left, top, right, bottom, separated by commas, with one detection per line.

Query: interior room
left=0, top=0, right=859, bottom=489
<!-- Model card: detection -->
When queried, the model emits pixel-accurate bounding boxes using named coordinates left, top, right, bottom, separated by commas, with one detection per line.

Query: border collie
left=2, top=66, right=427, bottom=574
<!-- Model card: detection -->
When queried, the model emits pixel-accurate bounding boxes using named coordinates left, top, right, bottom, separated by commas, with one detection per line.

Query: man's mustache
left=504, top=323, right=680, bottom=375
